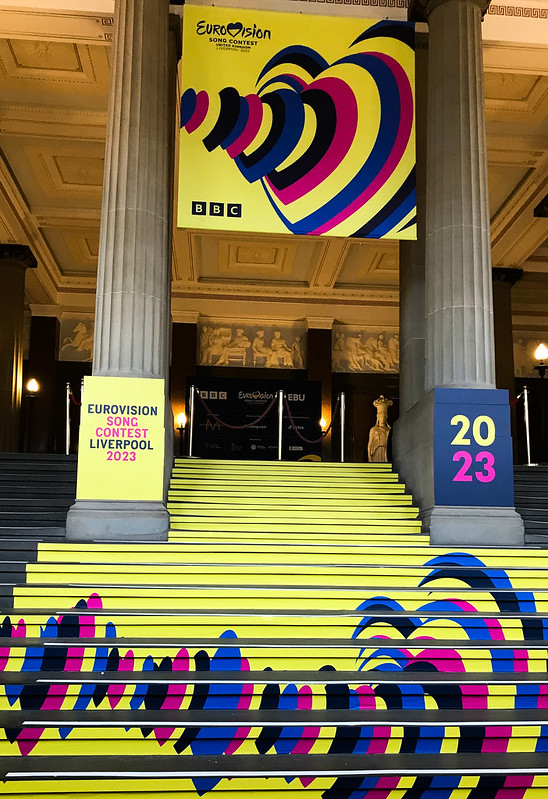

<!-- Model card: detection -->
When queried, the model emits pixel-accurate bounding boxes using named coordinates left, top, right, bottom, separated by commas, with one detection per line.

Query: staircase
left=0, top=454, right=76, bottom=542
left=514, top=465, right=548, bottom=544
left=2, top=458, right=548, bottom=798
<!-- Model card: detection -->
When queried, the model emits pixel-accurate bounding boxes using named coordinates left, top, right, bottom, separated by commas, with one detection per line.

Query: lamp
left=24, top=378, right=39, bottom=452
left=319, top=417, right=327, bottom=432
left=534, top=343, right=548, bottom=379
left=176, top=412, right=187, bottom=457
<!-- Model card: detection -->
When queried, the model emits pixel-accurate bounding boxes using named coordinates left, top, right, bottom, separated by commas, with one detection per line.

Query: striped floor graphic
left=2, top=459, right=548, bottom=797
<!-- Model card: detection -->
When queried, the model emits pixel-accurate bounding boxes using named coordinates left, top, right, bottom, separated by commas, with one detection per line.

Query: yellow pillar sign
left=76, top=376, right=165, bottom=502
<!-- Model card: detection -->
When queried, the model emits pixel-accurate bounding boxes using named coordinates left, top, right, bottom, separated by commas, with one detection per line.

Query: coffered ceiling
left=0, top=0, right=547, bottom=331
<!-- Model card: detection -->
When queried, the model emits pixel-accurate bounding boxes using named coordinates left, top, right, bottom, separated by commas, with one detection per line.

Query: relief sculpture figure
left=216, top=328, right=251, bottom=365
left=61, top=321, right=94, bottom=362
left=267, top=330, right=293, bottom=367
left=292, top=335, right=304, bottom=369
left=202, top=327, right=232, bottom=365
left=367, top=394, right=393, bottom=463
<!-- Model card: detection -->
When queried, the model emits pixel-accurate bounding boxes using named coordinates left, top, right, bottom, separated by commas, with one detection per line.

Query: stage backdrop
left=188, top=377, right=322, bottom=461
left=178, top=5, right=416, bottom=240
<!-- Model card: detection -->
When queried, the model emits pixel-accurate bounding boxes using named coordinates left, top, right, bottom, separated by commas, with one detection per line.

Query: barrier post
left=278, top=390, right=284, bottom=461
left=65, top=382, right=71, bottom=456
left=340, top=392, right=346, bottom=463
left=523, top=385, right=533, bottom=466
left=188, top=385, right=196, bottom=458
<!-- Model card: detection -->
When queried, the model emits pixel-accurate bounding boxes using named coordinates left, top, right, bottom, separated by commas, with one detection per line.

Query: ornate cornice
left=409, top=0, right=490, bottom=21
left=0, top=244, right=37, bottom=270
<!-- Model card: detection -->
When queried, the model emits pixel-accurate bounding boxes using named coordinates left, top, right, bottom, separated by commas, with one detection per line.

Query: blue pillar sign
left=433, top=388, right=514, bottom=507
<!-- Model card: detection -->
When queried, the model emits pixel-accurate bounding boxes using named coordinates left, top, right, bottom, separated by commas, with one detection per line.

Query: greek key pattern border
left=288, top=0, right=408, bottom=7
left=288, top=0, right=548, bottom=15
left=488, top=4, right=548, bottom=18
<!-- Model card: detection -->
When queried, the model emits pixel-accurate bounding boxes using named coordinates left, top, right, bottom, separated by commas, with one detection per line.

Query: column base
left=65, top=500, right=169, bottom=542
left=393, top=390, right=524, bottom=548
left=420, top=505, right=524, bottom=547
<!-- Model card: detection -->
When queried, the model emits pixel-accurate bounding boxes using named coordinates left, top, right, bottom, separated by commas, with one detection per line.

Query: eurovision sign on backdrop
left=178, top=5, right=416, bottom=240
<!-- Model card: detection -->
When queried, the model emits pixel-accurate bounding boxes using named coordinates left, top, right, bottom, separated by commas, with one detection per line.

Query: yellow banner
left=76, top=377, right=165, bottom=502
left=178, top=5, right=415, bottom=240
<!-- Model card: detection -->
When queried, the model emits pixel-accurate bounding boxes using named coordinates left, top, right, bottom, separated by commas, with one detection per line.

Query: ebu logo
left=192, top=201, right=242, bottom=218
left=196, top=20, right=271, bottom=40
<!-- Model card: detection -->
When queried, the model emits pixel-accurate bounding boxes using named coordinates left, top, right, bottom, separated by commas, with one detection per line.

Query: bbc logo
left=199, top=391, right=227, bottom=400
left=192, top=201, right=242, bottom=218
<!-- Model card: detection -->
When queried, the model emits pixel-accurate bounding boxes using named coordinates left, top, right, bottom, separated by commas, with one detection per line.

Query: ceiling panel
left=334, top=241, right=398, bottom=288
left=41, top=225, right=100, bottom=277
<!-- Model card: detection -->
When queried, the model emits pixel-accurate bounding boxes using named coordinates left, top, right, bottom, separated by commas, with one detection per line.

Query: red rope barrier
left=283, top=395, right=340, bottom=445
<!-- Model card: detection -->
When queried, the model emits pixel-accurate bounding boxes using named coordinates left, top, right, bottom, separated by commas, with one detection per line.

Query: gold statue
left=367, top=395, right=393, bottom=463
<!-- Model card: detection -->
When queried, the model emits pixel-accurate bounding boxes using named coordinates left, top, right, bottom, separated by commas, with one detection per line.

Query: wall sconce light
left=320, top=417, right=327, bottom=431
left=534, top=343, right=548, bottom=379
left=176, top=412, right=187, bottom=457
left=24, top=378, right=39, bottom=452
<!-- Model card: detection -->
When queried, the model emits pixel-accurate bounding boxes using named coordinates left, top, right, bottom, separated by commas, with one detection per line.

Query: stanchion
left=523, top=385, right=534, bottom=466
left=340, top=392, right=346, bottom=463
left=65, top=382, right=71, bottom=456
left=278, top=390, right=284, bottom=461
left=188, top=385, right=196, bottom=458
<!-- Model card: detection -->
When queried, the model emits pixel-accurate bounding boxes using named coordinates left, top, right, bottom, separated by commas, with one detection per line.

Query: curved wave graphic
left=1, top=552, right=545, bottom=798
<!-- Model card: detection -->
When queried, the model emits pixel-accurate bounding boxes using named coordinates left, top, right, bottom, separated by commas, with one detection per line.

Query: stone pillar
left=398, top=33, right=427, bottom=415
left=66, top=0, right=178, bottom=541
left=306, top=318, right=333, bottom=461
left=423, top=0, right=495, bottom=390
left=492, top=267, right=522, bottom=458
left=26, top=315, right=60, bottom=453
left=170, top=314, right=198, bottom=455
left=394, top=0, right=524, bottom=545
left=492, top=268, right=522, bottom=394
left=0, top=245, right=37, bottom=452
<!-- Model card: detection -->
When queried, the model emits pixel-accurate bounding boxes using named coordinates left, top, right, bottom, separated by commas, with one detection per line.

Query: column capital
left=306, top=316, right=334, bottom=331
left=492, top=267, right=523, bottom=287
left=0, top=244, right=37, bottom=270
left=409, top=0, right=490, bottom=22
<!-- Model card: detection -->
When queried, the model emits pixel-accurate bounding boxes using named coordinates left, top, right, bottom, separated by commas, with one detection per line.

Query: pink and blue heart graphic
left=180, top=20, right=416, bottom=239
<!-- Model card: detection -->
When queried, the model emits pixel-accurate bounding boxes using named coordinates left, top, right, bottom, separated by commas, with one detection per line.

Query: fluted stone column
left=66, top=0, right=178, bottom=541
left=0, top=245, right=37, bottom=452
left=423, top=0, right=495, bottom=390
left=394, top=0, right=523, bottom=544
left=398, top=34, right=427, bottom=415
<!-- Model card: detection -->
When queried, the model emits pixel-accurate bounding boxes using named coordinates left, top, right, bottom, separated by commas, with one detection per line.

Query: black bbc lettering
left=191, top=201, right=207, bottom=216
left=192, top=201, right=241, bottom=218
left=227, top=203, right=242, bottom=217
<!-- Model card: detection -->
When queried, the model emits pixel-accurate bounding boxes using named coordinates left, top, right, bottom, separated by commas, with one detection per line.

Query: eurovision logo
left=181, top=20, right=416, bottom=239
left=196, top=19, right=272, bottom=41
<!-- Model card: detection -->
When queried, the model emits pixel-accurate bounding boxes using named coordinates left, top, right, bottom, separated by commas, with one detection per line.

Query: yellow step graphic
left=2, top=458, right=548, bottom=799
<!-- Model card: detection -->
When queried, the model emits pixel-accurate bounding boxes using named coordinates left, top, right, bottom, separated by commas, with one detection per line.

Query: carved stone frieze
left=197, top=321, right=306, bottom=370
left=332, top=325, right=399, bottom=373
left=59, top=317, right=94, bottom=362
